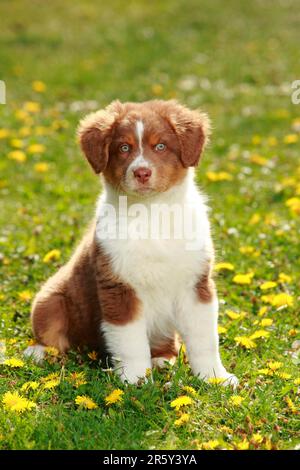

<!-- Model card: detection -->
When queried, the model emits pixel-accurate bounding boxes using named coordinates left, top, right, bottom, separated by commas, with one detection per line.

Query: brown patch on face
left=151, top=337, right=179, bottom=359
left=195, top=266, right=216, bottom=303
left=95, top=244, right=141, bottom=325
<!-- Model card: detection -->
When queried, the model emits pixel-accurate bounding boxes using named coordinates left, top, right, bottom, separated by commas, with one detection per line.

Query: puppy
left=26, top=100, right=237, bottom=386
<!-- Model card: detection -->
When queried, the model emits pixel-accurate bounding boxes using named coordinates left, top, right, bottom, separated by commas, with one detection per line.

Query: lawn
left=0, top=0, right=299, bottom=450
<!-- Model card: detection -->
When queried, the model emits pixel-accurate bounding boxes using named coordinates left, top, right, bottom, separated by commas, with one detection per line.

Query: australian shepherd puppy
left=25, top=99, right=238, bottom=386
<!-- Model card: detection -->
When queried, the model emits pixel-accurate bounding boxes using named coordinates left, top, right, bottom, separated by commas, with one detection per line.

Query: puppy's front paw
left=24, top=344, right=45, bottom=363
left=115, top=360, right=151, bottom=384
left=192, top=360, right=239, bottom=388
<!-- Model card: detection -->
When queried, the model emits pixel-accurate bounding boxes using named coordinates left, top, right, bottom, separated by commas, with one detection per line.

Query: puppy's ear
left=162, top=100, right=211, bottom=168
left=77, top=100, right=123, bottom=174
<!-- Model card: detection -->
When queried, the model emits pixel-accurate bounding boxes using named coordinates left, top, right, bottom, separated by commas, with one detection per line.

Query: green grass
left=0, top=0, right=299, bottom=450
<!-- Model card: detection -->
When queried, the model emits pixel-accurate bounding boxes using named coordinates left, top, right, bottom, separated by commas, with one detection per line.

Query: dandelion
left=201, top=440, right=220, bottom=450
left=249, top=213, right=261, bottom=225
left=10, top=138, right=24, bottom=148
left=226, top=310, right=246, bottom=320
left=75, top=395, right=98, bottom=410
left=174, top=413, right=190, bottom=426
left=32, top=80, right=46, bottom=93
left=258, top=306, right=268, bottom=316
left=218, top=325, right=227, bottom=334
left=21, top=381, right=39, bottom=392
left=294, top=378, right=300, bottom=385
left=286, top=197, right=300, bottom=215
left=260, top=318, right=273, bottom=327
left=170, top=395, right=193, bottom=411
left=250, top=330, right=270, bottom=340
left=27, top=144, right=45, bottom=154
left=206, top=171, right=233, bottom=182
left=229, top=395, right=244, bottom=406
left=283, top=134, right=298, bottom=144
left=8, top=150, right=27, bottom=163
left=4, top=358, right=24, bottom=368
left=18, top=290, right=33, bottom=301
left=0, top=129, right=10, bottom=139
left=250, top=154, right=268, bottom=166
left=42, top=379, right=60, bottom=390
left=239, top=245, right=255, bottom=254
left=285, top=397, right=297, bottom=413
left=45, top=346, right=59, bottom=356
left=105, top=389, right=124, bottom=406
left=88, top=351, right=97, bottom=360
left=182, top=386, right=197, bottom=396
left=19, top=126, right=31, bottom=137
left=252, top=433, right=263, bottom=444
left=24, top=101, right=40, bottom=113
left=252, top=135, right=262, bottom=145
left=277, top=372, right=292, bottom=380
left=260, top=281, right=277, bottom=291
left=267, top=136, right=278, bottom=146
left=289, top=329, right=298, bottom=336
left=236, top=439, right=250, bottom=450
left=271, top=293, right=293, bottom=308
left=41, top=372, right=59, bottom=382
left=68, top=372, right=87, bottom=388
left=34, top=162, right=49, bottom=173
left=151, top=84, right=163, bottom=95
left=2, top=391, right=36, bottom=413
left=233, top=272, right=254, bottom=285
left=207, top=377, right=226, bottom=385
left=257, top=368, right=273, bottom=376
left=215, top=262, right=234, bottom=271
left=267, top=361, right=282, bottom=371
left=278, top=273, right=292, bottom=283
left=234, top=336, right=257, bottom=349
left=43, top=249, right=61, bottom=263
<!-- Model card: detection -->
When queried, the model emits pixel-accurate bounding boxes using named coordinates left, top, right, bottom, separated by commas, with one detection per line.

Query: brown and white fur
left=25, top=100, right=238, bottom=386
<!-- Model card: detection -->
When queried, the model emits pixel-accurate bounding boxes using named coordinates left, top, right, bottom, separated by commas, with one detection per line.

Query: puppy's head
left=78, top=100, right=210, bottom=196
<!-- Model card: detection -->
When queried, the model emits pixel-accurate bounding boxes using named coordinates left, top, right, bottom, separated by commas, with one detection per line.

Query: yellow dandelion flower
left=151, top=84, right=163, bottom=96
left=34, top=162, right=49, bottom=173
left=105, top=389, right=124, bottom=406
left=215, top=262, right=235, bottom=271
left=218, top=325, right=227, bottom=334
left=286, top=197, right=300, bottom=215
left=18, top=290, right=33, bottom=301
left=170, top=395, right=193, bottom=410
left=174, top=413, right=190, bottom=426
left=2, top=391, right=36, bottom=413
left=206, top=171, right=233, bottom=182
left=27, top=143, right=45, bottom=154
left=32, top=80, right=46, bottom=93
left=235, top=336, right=257, bottom=349
left=19, top=126, right=31, bottom=137
left=252, top=135, right=262, bottom=145
left=250, top=330, right=270, bottom=340
left=268, top=361, right=282, bottom=371
left=293, top=378, right=300, bottom=385
left=4, top=358, right=24, bottom=368
left=201, top=440, right=220, bottom=450
left=267, top=136, right=278, bottom=146
left=45, top=346, right=59, bottom=357
left=278, top=273, right=292, bottom=283
left=41, top=372, right=59, bottom=382
left=15, top=109, right=29, bottom=121
left=207, top=377, right=226, bottom=385
left=75, top=395, right=98, bottom=410
left=10, top=138, right=24, bottom=148
left=8, top=150, right=27, bottom=163
left=0, top=129, right=10, bottom=139
left=289, top=329, right=298, bottom=336
left=226, top=310, right=246, bottom=320
left=24, top=101, right=40, bottom=113
left=21, top=381, right=39, bottom=392
left=42, top=379, right=60, bottom=390
left=239, top=245, right=255, bottom=254
left=43, top=249, right=61, bottom=263
left=236, top=439, right=250, bottom=450
left=182, top=386, right=197, bottom=396
left=283, top=134, right=298, bottom=144
left=252, top=433, right=263, bottom=444
left=260, top=318, right=273, bottom=327
left=261, top=294, right=274, bottom=304
left=285, top=396, right=297, bottom=413
left=250, top=154, right=268, bottom=166
left=68, top=372, right=87, bottom=388
left=249, top=213, right=261, bottom=225
left=88, top=351, right=97, bottom=360
left=271, top=293, right=293, bottom=308
left=260, top=281, right=277, bottom=291
left=258, top=306, right=268, bottom=316
left=257, top=368, right=274, bottom=376
left=276, top=372, right=292, bottom=380
left=229, top=395, right=244, bottom=406
left=233, top=272, right=254, bottom=285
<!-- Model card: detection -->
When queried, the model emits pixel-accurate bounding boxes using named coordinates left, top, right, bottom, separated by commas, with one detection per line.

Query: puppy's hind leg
left=24, top=293, right=70, bottom=363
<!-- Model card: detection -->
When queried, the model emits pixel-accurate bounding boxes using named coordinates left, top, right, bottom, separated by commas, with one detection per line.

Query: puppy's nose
left=133, top=167, right=152, bottom=184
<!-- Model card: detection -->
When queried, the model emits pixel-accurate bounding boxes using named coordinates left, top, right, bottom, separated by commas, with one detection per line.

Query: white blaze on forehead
left=135, top=120, right=144, bottom=156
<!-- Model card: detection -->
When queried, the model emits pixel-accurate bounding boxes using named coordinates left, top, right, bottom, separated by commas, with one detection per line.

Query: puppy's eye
left=154, top=143, right=166, bottom=152
left=119, top=144, right=130, bottom=153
